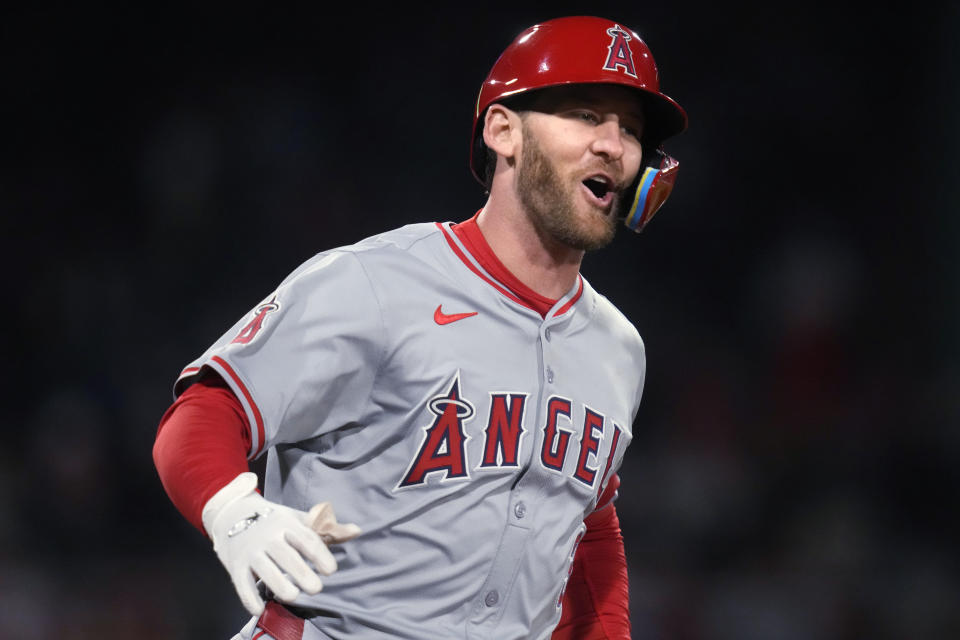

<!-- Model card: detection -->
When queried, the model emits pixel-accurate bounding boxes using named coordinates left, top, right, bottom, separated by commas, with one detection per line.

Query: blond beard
left=516, top=122, right=620, bottom=251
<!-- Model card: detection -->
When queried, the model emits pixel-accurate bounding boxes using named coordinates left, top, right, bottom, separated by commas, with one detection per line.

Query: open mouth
left=582, top=175, right=615, bottom=206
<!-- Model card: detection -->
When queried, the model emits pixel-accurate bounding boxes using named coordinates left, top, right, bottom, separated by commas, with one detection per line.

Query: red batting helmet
left=471, top=16, right=688, bottom=232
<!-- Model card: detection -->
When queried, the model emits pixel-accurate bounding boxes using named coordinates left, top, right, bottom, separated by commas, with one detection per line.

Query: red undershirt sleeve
left=152, top=371, right=252, bottom=534
left=551, top=474, right=631, bottom=640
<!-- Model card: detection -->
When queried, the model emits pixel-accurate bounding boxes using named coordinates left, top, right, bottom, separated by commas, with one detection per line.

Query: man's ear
left=482, top=104, right=522, bottom=162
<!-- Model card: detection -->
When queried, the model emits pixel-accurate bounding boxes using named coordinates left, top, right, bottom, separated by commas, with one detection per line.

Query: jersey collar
left=439, top=212, right=584, bottom=319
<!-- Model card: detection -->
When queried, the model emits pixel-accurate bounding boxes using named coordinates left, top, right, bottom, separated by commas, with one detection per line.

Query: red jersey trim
left=453, top=215, right=557, bottom=315
left=554, top=277, right=584, bottom=317
left=437, top=223, right=529, bottom=309
left=209, top=355, right=266, bottom=459
left=438, top=219, right=584, bottom=318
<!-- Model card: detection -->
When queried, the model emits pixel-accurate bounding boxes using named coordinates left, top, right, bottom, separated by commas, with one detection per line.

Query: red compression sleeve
left=552, top=474, right=630, bottom=640
left=152, top=373, right=252, bottom=533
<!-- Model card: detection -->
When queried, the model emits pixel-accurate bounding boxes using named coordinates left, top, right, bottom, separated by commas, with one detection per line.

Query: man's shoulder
left=350, top=222, right=446, bottom=254
left=348, top=221, right=475, bottom=278
left=580, top=278, right=645, bottom=351
left=283, top=222, right=446, bottom=280
left=284, top=221, right=463, bottom=295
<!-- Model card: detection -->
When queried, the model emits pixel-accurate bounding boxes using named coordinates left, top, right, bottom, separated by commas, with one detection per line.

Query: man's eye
left=575, top=111, right=599, bottom=124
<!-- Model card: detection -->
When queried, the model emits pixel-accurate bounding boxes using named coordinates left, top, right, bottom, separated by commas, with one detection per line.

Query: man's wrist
left=201, top=471, right=259, bottom=536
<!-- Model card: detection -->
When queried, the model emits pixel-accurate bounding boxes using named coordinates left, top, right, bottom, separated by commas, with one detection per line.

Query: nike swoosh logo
left=434, top=305, right=478, bottom=325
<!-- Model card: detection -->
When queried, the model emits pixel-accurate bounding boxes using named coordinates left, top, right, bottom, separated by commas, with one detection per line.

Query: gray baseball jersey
left=176, top=221, right=645, bottom=640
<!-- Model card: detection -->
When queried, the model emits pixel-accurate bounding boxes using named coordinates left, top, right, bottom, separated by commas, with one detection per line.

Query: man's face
left=515, top=85, right=645, bottom=252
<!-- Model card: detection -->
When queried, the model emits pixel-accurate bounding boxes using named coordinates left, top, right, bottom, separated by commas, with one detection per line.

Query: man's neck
left=476, top=195, right=584, bottom=301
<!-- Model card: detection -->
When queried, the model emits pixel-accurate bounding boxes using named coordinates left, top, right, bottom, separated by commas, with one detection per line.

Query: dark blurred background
left=2, top=3, right=958, bottom=638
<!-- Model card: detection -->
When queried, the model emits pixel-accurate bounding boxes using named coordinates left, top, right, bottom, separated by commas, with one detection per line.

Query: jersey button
left=546, top=366, right=555, bottom=383
left=514, top=502, right=526, bottom=519
left=485, top=590, right=499, bottom=607
left=545, top=328, right=552, bottom=341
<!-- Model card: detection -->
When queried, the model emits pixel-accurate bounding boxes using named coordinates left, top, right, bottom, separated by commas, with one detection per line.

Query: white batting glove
left=201, top=472, right=361, bottom=616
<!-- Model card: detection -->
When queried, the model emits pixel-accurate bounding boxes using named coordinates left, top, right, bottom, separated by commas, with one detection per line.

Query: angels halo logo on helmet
left=602, top=24, right=639, bottom=78
left=471, top=15, right=688, bottom=233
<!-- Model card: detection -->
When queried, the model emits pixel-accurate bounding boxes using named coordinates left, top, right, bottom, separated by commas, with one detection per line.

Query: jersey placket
left=466, top=299, right=578, bottom=637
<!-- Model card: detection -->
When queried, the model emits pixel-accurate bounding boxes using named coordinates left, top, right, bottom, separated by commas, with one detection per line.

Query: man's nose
left=590, top=119, right=626, bottom=160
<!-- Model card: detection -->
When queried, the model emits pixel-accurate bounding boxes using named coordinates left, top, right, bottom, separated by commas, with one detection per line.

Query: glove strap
left=201, top=471, right=259, bottom=535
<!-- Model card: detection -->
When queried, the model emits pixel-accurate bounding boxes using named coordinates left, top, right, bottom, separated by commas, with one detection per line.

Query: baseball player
left=153, top=15, right=686, bottom=640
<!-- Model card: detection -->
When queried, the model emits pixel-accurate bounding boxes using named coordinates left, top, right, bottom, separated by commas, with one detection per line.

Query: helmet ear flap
left=622, top=148, right=679, bottom=232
